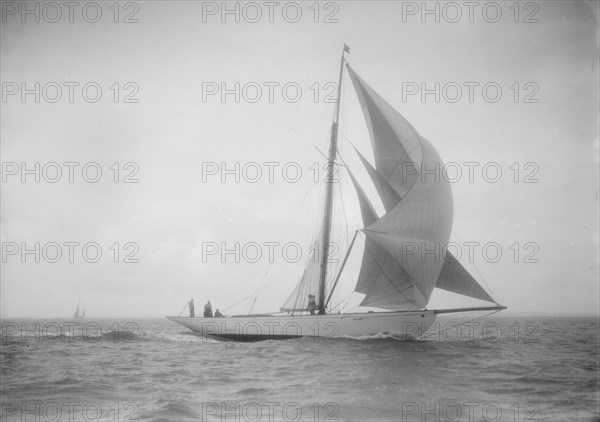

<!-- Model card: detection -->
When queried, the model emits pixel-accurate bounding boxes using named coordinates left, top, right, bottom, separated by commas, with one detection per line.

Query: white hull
left=167, top=310, right=437, bottom=341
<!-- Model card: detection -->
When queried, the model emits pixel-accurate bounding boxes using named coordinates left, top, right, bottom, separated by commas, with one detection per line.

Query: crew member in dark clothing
left=189, top=299, right=195, bottom=317
left=307, top=295, right=317, bottom=315
left=204, top=300, right=213, bottom=317
left=214, top=309, right=223, bottom=318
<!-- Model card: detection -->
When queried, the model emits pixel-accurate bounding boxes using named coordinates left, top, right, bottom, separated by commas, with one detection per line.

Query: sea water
left=1, top=316, right=598, bottom=422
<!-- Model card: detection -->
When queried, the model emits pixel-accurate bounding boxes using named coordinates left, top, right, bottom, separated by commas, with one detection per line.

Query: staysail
left=346, top=64, right=495, bottom=309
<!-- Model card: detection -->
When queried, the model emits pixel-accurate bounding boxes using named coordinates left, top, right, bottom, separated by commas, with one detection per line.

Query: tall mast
left=318, top=45, right=348, bottom=314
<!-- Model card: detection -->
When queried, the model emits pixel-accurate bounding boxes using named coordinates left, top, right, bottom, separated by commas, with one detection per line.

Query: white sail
left=436, top=257, right=495, bottom=302
left=280, top=228, right=323, bottom=312
left=361, top=135, right=453, bottom=307
left=348, top=167, right=427, bottom=310
left=346, top=65, right=422, bottom=198
left=355, top=134, right=495, bottom=303
left=346, top=65, right=495, bottom=309
left=353, top=146, right=401, bottom=211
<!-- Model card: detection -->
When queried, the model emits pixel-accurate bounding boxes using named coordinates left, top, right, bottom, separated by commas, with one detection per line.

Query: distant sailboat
left=73, top=301, right=85, bottom=319
left=168, top=46, right=506, bottom=340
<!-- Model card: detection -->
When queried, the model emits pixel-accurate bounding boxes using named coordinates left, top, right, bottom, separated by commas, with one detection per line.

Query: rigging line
left=279, top=64, right=336, bottom=155
left=247, top=182, right=320, bottom=298
left=344, top=304, right=361, bottom=314
left=189, top=153, right=297, bottom=305
left=234, top=101, right=327, bottom=224
left=222, top=296, right=252, bottom=313
left=336, top=181, right=351, bottom=253
left=256, top=184, right=324, bottom=304
left=197, top=65, right=337, bottom=315
left=247, top=296, right=258, bottom=315
left=287, top=177, right=329, bottom=312
left=224, top=70, right=335, bottom=278
left=314, top=146, right=330, bottom=161
left=330, top=285, right=356, bottom=312
left=223, top=180, right=321, bottom=314
left=330, top=294, right=353, bottom=313
left=177, top=301, right=190, bottom=317
left=328, top=190, right=350, bottom=289
left=334, top=153, right=351, bottom=242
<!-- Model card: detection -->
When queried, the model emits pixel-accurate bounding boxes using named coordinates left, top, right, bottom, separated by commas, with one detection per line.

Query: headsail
left=436, top=257, right=494, bottom=302
left=354, top=138, right=495, bottom=303
left=352, top=146, right=401, bottom=211
left=348, top=167, right=428, bottom=310
left=346, top=66, right=421, bottom=198
left=360, top=134, right=453, bottom=307
left=346, top=64, right=495, bottom=309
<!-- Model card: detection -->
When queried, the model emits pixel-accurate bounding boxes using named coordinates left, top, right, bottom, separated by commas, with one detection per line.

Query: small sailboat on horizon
left=168, top=46, right=506, bottom=341
left=73, top=300, right=85, bottom=319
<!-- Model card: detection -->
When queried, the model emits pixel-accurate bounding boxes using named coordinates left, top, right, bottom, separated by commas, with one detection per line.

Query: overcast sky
left=1, top=1, right=598, bottom=318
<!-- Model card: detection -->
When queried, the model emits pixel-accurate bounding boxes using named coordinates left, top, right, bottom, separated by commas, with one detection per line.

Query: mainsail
left=73, top=301, right=85, bottom=318
left=280, top=228, right=323, bottom=312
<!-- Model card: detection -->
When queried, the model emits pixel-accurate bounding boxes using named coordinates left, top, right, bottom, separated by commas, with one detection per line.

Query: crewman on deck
left=189, top=299, right=195, bottom=317
left=307, top=295, right=317, bottom=315
left=204, top=300, right=213, bottom=317
left=214, top=309, right=223, bottom=318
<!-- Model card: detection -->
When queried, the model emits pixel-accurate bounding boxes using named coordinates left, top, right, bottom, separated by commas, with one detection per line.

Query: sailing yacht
left=168, top=47, right=506, bottom=340
left=73, top=301, right=85, bottom=319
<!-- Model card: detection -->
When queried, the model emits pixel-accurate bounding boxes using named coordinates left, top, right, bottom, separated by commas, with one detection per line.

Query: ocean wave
left=143, top=331, right=221, bottom=344
left=1, top=330, right=147, bottom=344
left=338, top=332, right=418, bottom=341
left=138, top=399, right=199, bottom=422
